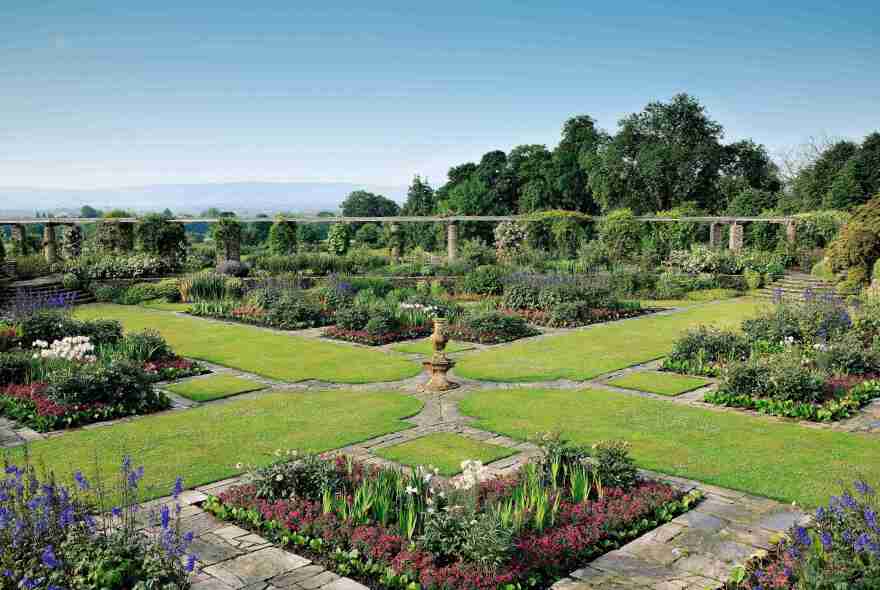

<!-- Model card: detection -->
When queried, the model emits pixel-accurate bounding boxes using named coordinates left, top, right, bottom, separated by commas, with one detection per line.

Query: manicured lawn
left=75, top=304, right=421, bottom=384
left=165, top=374, right=266, bottom=402
left=391, top=338, right=475, bottom=355
left=459, top=387, right=880, bottom=507
left=375, top=432, right=516, bottom=476
left=455, top=298, right=765, bottom=382
left=606, top=371, right=711, bottom=396
left=8, top=389, right=422, bottom=500
left=142, top=300, right=192, bottom=312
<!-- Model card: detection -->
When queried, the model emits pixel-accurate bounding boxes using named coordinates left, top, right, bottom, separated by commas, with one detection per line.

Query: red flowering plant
left=204, top=438, right=702, bottom=589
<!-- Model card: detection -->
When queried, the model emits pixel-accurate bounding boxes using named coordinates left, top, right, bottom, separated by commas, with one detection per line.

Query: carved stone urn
left=421, top=318, right=458, bottom=392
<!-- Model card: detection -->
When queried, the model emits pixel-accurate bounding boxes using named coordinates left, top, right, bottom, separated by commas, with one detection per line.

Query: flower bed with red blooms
left=204, top=450, right=702, bottom=590
left=0, top=382, right=157, bottom=431
left=322, top=325, right=433, bottom=346
left=143, top=356, right=207, bottom=382
left=510, top=306, right=652, bottom=329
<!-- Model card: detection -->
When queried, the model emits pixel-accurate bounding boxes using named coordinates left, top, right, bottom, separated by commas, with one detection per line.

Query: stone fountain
left=421, top=318, right=459, bottom=392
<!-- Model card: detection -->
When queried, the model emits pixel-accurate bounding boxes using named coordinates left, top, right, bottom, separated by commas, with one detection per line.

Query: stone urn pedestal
left=420, top=318, right=459, bottom=392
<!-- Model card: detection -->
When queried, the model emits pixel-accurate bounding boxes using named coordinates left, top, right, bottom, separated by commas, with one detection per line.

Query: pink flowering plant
left=204, top=437, right=702, bottom=589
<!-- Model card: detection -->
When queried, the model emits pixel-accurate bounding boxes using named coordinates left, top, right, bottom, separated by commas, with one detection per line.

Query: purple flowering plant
left=1, top=455, right=196, bottom=590
left=730, top=479, right=880, bottom=589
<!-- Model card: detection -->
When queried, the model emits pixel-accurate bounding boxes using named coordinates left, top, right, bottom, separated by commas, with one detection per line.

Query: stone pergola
left=0, top=215, right=799, bottom=265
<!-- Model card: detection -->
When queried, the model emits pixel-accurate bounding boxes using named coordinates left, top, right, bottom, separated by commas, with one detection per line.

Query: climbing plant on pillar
left=61, top=225, right=83, bottom=258
left=327, top=223, right=351, bottom=256
left=136, top=214, right=187, bottom=267
left=212, top=217, right=242, bottom=262
left=268, top=216, right=298, bottom=255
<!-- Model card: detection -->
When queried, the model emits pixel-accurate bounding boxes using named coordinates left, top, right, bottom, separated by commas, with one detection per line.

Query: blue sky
left=1, top=1, right=877, bottom=189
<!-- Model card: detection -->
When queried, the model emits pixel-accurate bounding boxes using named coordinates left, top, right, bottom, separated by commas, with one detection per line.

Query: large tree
left=825, top=132, right=880, bottom=210
left=551, top=116, right=604, bottom=212
left=587, top=93, right=724, bottom=214
left=792, top=139, right=859, bottom=211
left=340, top=190, right=400, bottom=218
left=401, top=176, right=438, bottom=250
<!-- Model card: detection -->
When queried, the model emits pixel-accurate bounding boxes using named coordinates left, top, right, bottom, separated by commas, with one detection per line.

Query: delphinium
left=0, top=456, right=197, bottom=590
left=735, top=480, right=880, bottom=589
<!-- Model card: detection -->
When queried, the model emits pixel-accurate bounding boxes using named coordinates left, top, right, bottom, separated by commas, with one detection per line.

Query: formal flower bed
left=664, top=294, right=880, bottom=422
left=204, top=438, right=702, bottom=590
left=0, top=308, right=202, bottom=431
left=510, top=304, right=650, bottom=329
left=726, top=480, right=880, bottom=589
left=323, top=324, right=434, bottom=346
left=1, top=457, right=196, bottom=590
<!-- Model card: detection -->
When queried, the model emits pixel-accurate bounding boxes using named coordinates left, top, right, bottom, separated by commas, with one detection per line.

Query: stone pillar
left=389, top=222, right=401, bottom=260
left=447, top=222, right=458, bottom=262
left=709, top=223, right=725, bottom=249
left=117, top=222, right=135, bottom=253
left=11, top=224, right=27, bottom=256
left=729, top=223, right=744, bottom=252
left=42, top=224, right=59, bottom=264
left=785, top=221, right=797, bottom=244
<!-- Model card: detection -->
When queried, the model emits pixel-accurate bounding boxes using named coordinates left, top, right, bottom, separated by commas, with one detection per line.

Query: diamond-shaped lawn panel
left=375, top=432, right=517, bottom=476
left=166, top=374, right=267, bottom=402
left=606, top=371, right=711, bottom=397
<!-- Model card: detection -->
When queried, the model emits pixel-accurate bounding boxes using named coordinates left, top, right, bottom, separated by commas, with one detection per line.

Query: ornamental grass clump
left=0, top=457, right=196, bottom=590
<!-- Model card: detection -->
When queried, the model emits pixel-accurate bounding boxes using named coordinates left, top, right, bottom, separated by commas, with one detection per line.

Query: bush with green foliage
left=66, top=253, right=177, bottom=280
left=327, top=223, right=351, bottom=256
left=136, top=213, right=188, bottom=265
left=18, top=310, right=122, bottom=348
left=597, top=208, right=643, bottom=261
left=268, top=217, right=299, bottom=255
left=12, top=254, right=52, bottom=280
left=452, top=311, right=539, bottom=344
left=460, top=265, right=507, bottom=295
left=827, top=194, right=880, bottom=282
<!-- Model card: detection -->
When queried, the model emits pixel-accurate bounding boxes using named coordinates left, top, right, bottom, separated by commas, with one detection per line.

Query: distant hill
left=0, top=182, right=407, bottom=217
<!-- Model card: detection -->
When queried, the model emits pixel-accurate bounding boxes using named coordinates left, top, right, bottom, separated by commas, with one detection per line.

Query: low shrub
left=666, top=327, right=750, bottom=369
left=263, top=293, right=328, bottom=330
left=720, top=355, right=826, bottom=404
left=460, top=265, right=507, bottom=295
left=0, top=351, right=31, bottom=386
left=18, top=310, right=122, bottom=348
left=216, top=259, right=251, bottom=277
left=743, top=269, right=763, bottom=290
left=66, top=253, right=178, bottom=280
left=451, top=311, right=539, bottom=344
left=13, top=254, right=52, bottom=279
left=335, top=306, right=371, bottom=331
left=46, top=360, right=164, bottom=407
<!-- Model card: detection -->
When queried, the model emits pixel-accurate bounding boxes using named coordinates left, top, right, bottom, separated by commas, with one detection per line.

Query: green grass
left=455, top=298, right=765, bottom=382
left=165, top=374, right=267, bottom=402
left=459, top=387, right=880, bottom=507
left=8, top=389, right=422, bottom=500
left=606, top=371, right=711, bottom=396
left=375, top=432, right=516, bottom=475
left=75, top=304, right=420, bottom=384
left=391, top=338, right=475, bottom=355
left=142, top=300, right=192, bottom=312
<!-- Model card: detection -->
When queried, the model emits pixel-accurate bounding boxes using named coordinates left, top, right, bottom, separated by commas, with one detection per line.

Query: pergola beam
left=0, top=215, right=797, bottom=225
